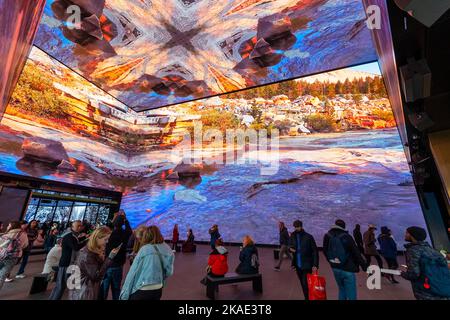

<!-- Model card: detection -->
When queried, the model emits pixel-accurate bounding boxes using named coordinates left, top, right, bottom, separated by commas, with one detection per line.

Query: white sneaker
left=15, top=274, right=26, bottom=279
left=4, top=278, right=14, bottom=283
left=172, top=250, right=176, bottom=253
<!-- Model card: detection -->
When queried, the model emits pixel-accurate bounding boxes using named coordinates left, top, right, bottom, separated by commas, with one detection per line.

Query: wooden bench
left=205, top=273, right=263, bottom=300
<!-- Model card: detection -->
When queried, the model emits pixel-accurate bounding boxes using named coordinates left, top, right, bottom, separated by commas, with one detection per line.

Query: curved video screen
left=0, top=47, right=427, bottom=244
left=34, top=0, right=377, bottom=111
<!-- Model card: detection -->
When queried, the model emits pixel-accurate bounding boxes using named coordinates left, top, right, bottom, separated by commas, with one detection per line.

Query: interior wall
left=0, top=186, right=30, bottom=223
left=0, top=0, right=45, bottom=119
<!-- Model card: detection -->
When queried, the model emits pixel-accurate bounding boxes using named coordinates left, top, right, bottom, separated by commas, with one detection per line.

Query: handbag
left=307, top=271, right=327, bottom=300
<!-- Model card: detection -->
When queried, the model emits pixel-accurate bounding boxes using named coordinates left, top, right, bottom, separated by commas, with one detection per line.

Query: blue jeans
left=101, top=266, right=123, bottom=300
left=332, top=268, right=357, bottom=300
left=17, top=251, right=30, bottom=275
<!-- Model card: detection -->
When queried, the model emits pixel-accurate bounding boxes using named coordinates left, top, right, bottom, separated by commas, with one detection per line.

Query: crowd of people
left=0, top=213, right=449, bottom=301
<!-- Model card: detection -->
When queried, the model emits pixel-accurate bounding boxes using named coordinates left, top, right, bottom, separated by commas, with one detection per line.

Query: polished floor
left=0, top=244, right=415, bottom=300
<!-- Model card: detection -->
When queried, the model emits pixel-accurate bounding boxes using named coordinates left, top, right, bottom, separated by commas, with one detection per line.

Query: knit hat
left=380, top=226, right=390, bottom=235
left=406, top=226, right=427, bottom=241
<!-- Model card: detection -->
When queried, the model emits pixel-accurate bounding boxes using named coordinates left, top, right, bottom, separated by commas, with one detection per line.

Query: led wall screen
left=0, top=47, right=427, bottom=244
left=34, top=0, right=377, bottom=111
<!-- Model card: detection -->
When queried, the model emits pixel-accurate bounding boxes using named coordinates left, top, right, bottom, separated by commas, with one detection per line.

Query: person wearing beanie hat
left=401, top=226, right=450, bottom=300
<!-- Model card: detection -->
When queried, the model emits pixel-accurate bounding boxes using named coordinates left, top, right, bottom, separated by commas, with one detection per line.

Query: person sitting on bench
left=201, top=239, right=228, bottom=284
left=236, top=235, right=259, bottom=275
left=182, top=229, right=195, bottom=253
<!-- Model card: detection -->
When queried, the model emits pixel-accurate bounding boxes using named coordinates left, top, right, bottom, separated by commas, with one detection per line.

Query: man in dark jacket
left=353, top=224, right=364, bottom=254
left=289, top=220, right=319, bottom=300
left=323, top=220, right=367, bottom=300
left=274, top=221, right=292, bottom=271
left=208, top=225, right=220, bottom=250
left=101, top=211, right=132, bottom=300
left=401, top=226, right=450, bottom=300
left=49, top=220, right=87, bottom=300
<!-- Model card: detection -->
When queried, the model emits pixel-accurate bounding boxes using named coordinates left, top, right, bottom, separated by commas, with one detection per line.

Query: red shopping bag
left=307, top=271, right=327, bottom=300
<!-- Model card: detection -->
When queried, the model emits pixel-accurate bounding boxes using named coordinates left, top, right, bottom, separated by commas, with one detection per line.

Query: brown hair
left=132, top=225, right=148, bottom=254
left=141, top=225, right=164, bottom=245
left=87, top=226, right=111, bottom=256
left=8, top=221, right=21, bottom=230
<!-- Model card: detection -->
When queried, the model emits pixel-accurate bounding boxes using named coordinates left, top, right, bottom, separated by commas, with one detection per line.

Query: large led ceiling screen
left=34, top=0, right=378, bottom=111
left=0, top=47, right=427, bottom=245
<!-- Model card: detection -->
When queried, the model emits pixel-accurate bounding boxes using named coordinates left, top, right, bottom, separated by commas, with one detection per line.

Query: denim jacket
left=119, top=243, right=174, bottom=300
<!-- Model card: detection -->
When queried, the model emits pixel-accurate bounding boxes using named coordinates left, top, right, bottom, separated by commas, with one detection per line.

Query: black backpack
left=326, top=233, right=349, bottom=266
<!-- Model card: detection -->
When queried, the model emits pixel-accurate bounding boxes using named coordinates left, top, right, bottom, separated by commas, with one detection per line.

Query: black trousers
left=365, top=254, right=384, bottom=268
left=49, top=267, right=68, bottom=300
left=295, top=267, right=312, bottom=300
left=129, top=288, right=163, bottom=300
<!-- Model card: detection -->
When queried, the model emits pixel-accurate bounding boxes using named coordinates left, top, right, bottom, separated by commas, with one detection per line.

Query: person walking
left=101, top=211, right=132, bottom=300
left=69, top=227, right=120, bottom=300
left=401, top=226, right=450, bottom=300
left=172, top=224, right=179, bottom=252
left=378, top=226, right=399, bottom=284
left=0, top=222, right=28, bottom=290
left=323, top=219, right=367, bottom=300
left=208, top=225, right=221, bottom=250
left=274, top=221, right=292, bottom=271
left=353, top=224, right=364, bottom=254
left=236, top=235, right=259, bottom=275
left=15, top=220, right=38, bottom=279
left=363, top=224, right=383, bottom=268
left=120, top=226, right=174, bottom=300
left=289, top=220, right=319, bottom=300
left=49, top=220, right=88, bottom=300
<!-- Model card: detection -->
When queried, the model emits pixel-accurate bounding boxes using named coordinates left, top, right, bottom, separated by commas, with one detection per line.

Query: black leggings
left=129, top=288, right=163, bottom=300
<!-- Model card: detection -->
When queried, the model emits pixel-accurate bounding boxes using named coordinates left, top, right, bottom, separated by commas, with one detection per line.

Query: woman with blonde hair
left=68, top=226, right=120, bottom=300
left=120, top=226, right=174, bottom=300
left=129, top=225, right=147, bottom=265
left=236, top=235, right=259, bottom=275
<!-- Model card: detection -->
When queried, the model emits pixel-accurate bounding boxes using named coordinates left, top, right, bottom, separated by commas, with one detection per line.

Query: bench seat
left=205, top=273, right=262, bottom=300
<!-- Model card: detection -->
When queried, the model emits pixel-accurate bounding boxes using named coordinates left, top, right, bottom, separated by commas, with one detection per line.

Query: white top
left=42, top=245, right=62, bottom=274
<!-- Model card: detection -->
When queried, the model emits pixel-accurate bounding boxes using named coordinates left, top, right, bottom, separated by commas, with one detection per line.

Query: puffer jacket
left=208, top=246, right=228, bottom=276
left=378, top=234, right=397, bottom=259
left=68, top=247, right=112, bottom=300
left=401, top=241, right=450, bottom=300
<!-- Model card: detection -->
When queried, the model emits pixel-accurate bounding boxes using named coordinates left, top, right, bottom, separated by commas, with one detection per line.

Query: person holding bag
left=120, top=226, right=174, bottom=300
left=68, top=226, right=120, bottom=300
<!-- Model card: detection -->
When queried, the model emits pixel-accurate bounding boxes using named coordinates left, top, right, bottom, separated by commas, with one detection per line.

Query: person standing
left=15, top=220, right=38, bottom=279
left=323, top=219, right=367, bottom=300
left=69, top=227, right=120, bottom=300
left=401, top=226, right=450, bottom=300
left=172, top=224, right=179, bottom=252
left=208, top=225, right=221, bottom=250
left=274, top=221, right=292, bottom=271
left=0, top=222, right=28, bottom=290
left=353, top=224, right=364, bottom=254
left=120, top=226, right=174, bottom=300
left=49, top=220, right=88, bottom=300
left=289, top=220, right=319, bottom=300
left=44, top=228, right=59, bottom=254
left=101, top=211, right=132, bottom=300
left=363, top=224, right=383, bottom=268
left=378, top=226, right=399, bottom=284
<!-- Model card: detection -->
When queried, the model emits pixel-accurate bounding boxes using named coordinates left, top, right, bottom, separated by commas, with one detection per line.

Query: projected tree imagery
left=0, top=45, right=427, bottom=244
